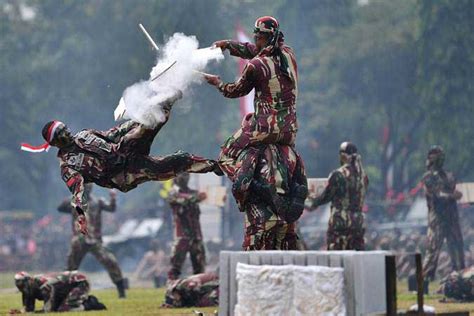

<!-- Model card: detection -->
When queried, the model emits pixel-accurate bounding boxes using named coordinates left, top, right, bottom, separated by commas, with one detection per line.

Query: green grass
left=1, top=273, right=473, bottom=315
left=0, top=288, right=217, bottom=315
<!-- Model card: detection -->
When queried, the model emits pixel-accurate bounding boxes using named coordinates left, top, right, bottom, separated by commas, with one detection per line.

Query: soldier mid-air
left=167, top=173, right=207, bottom=280
left=21, top=92, right=220, bottom=234
left=422, top=146, right=465, bottom=280
left=57, top=184, right=126, bottom=298
left=12, top=271, right=105, bottom=313
left=204, top=16, right=298, bottom=182
left=309, top=142, right=369, bottom=251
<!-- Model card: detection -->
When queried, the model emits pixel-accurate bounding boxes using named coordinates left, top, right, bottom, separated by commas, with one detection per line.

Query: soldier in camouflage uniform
left=167, top=173, right=207, bottom=280
left=57, top=183, right=126, bottom=298
left=422, top=146, right=465, bottom=280
left=204, top=16, right=298, bottom=181
left=438, top=265, right=474, bottom=302
left=309, top=142, right=369, bottom=251
left=237, top=144, right=308, bottom=251
left=163, top=272, right=219, bottom=308
left=29, top=92, right=219, bottom=234
left=13, top=270, right=105, bottom=313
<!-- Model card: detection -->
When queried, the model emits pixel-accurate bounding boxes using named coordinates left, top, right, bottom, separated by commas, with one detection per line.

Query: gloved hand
left=213, top=40, right=230, bottom=51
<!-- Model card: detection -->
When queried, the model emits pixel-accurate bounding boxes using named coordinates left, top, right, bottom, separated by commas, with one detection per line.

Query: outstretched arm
left=98, top=190, right=117, bottom=213
left=61, top=165, right=88, bottom=234
left=311, top=171, right=343, bottom=209
left=205, top=62, right=257, bottom=98
left=214, top=40, right=258, bottom=59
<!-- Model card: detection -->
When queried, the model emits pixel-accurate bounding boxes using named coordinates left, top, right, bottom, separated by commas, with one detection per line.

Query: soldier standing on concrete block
left=167, top=173, right=207, bottom=280
left=57, top=183, right=126, bottom=298
left=309, top=142, right=369, bottom=250
left=422, top=145, right=465, bottom=280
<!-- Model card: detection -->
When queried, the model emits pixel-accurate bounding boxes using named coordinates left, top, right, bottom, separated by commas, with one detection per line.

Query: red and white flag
left=236, top=25, right=254, bottom=119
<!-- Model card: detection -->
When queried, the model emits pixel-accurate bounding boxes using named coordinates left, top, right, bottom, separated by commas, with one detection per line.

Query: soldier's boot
left=115, top=279, right=126, bottom=298
left=286, top=184, right=309, bottom=223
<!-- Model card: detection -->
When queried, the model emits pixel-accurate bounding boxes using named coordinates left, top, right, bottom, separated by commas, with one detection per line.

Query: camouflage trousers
left=438, top=266, right=474, bottom=302
left=423, top=209, right=465, bottom=280
left=56, top=280, right=90, bottom=312
left=218, top=114, right=296, bottom=180
left=243, top=203, right=299, bottom=250
left=67, top=237, right=123, bottom=284
left=327, top=210, right=365, bottom=251
left=168, top=237, right=206, bottom=280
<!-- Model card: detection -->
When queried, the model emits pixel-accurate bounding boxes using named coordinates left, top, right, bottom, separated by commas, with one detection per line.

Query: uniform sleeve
left=22, top=293, right=35, bottom=312
left=61, top=166, right=88, bottom=213
left=40, top=282, right=55, bottom=312
left=98, top=195, right=116, bottom=213
left=219, top=62, right=257, bottom=98
left=102, top=120, right=139, bottom=143
left=422, top=173, right=454, bottom=200
left=312, top=171, right=344, bottom=208
left=227, top=41, right=259, bottom=59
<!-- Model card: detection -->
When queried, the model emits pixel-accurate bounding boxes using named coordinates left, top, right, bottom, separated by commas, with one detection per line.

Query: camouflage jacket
left=242, top=144, right=307, bottom=223
left=422, top=168, right=459, bottom=217
left=164, top=272, right=219, bottom=307
left=220, top=40, right=298, bottom=135
left=59, top=102, right=173, bottom=213
left=439, top=266, right=474, bottom=301
left=167, top=186, right=203, bottom=240
left=312, top=160, right=369, bottom=218
left=58, top=194, right=116, bottom=240
left=21, top=271, right=89, bottom=312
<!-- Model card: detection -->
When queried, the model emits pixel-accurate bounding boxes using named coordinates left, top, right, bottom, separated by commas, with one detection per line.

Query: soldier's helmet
left=339, top=141, right=358, bottom=155
left=41, top=120, right=67, bottom=145
left=14, top=271, right=31, bottom=292
left=254, top=16, right=279, bottom=34
left=426, top=145, right=445, bottom=169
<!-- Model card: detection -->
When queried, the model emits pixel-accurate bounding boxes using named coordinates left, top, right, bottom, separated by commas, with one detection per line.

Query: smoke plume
left=119, top=33, right=224, bottom=127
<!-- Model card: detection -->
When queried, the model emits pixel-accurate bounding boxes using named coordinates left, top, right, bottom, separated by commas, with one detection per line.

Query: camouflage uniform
left=164, top=272, right=219, bottom=307
left=438, top=266, right=474, bottom=302
left=237, top=144, right=307, bottom=251
left=216, top=37, right=298, bottom=180
left=57, top=185, right=124, bottom=290
left=167, top=181, right=206, bottom=280
left=15, top=271, right=92, bottom=312
left=59, top=98, right=217, bottom=214
left=422, top=154, right=465, bottom=280
left=311, top=154, right=369, bottom=251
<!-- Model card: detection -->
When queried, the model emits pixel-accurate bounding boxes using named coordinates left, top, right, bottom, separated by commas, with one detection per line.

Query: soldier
left=167, top=173, right=207, bottom=280
left=309, top=142, right=369, bottom=251
left=422, top=145, right=465, bottom=280
left=57, top=183, right=126, bottom=298
left=12, top=270, right=105, bottom=313
left=21, top=91, right=220, bottom=234
left=163, top=272, right=219, bottom=308
left=204, top=16, right=298, bottom=182
left=236, top=144, right=308, bottom=251
left=438, top=266, right=474, bottom=302
left=134, top=239, right=169, bottom=287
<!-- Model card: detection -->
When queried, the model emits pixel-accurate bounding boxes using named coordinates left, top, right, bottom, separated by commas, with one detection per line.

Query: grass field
left=1, top=273, right=473, bottom=315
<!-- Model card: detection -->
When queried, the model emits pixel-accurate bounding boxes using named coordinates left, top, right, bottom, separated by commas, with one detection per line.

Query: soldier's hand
left=213, top=40, right=229, bottom=51
left=453, top=190, right=463, bottom=200
left=197, top=192, right=207, bottom=202
left=76, top=214, right=88, bottom=235
left=203, top=74, right=222, bottom=87
left=109, top=189, right=117, bottom=198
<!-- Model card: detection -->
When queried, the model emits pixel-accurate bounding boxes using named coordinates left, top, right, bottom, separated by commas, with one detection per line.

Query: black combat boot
left=115, top=279, right=126, bottom=298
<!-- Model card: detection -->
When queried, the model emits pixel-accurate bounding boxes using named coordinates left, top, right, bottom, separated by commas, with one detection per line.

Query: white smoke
left=119, top=33, right=224, bottom=127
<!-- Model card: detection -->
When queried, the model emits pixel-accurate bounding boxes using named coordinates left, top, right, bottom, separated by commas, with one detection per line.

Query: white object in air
left=114, top=97, right=127, bottom=121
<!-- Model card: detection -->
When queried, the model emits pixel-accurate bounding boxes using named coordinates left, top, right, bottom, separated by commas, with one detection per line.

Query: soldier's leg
left=90, top=243, right=123, bottom=283
left=422, top=224, right=445, bottom=280
left=190, top=239, right=206, bottom=274
left=57, top=281, right=90, bottom=312
left=347, top=213, right=366, bottom=250
left=111, top=152, right=218, bottom=192
left=326, top=229, right=347, bottom=250
left=282, top=223, right=300, bottom=250
left=168, top=237, right=190, bottom=280
left=445, top=215, right=465, bottom=271
left=66, top=238, right=88, bottom=271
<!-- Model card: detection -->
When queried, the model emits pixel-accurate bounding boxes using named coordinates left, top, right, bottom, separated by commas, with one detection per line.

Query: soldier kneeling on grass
left=162, top=272, right=219, bottom=308
left=10, top=271, right=106, bottom=314
left=438, top=265, right=474, bottom=302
